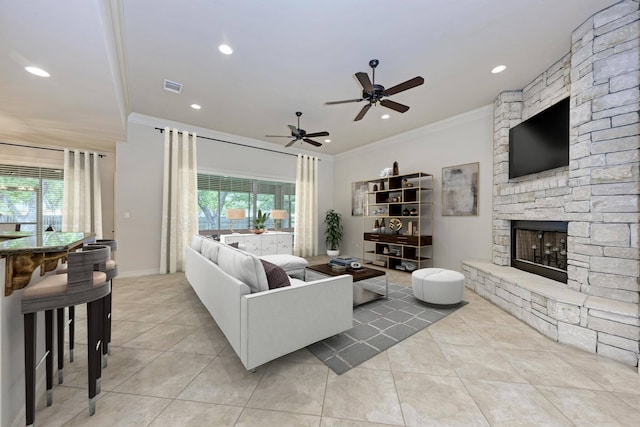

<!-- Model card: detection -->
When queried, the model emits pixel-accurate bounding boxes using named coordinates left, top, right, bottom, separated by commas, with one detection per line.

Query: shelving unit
left=362, top=172, right=433, bottom=272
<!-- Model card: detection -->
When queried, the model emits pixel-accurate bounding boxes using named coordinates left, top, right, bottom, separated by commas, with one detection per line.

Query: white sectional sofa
left=185, top=235, right=353, bottom=370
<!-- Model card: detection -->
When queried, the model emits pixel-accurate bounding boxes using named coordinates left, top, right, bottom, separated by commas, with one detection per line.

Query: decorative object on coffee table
left=324, top=209, right=343, bottom=256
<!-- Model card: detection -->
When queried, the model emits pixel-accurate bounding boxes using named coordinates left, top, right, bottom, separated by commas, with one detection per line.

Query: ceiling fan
left=265, top=112, right=329, bottom=147
left=325, top=59, right=424, bottom=121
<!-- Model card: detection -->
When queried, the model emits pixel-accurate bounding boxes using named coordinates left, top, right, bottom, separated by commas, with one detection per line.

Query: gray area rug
left=305, top=273, right=467, bottom=375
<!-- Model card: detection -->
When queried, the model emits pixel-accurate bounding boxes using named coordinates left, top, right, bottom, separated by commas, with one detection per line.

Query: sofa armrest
left=239, top=275, right=353, bottom=370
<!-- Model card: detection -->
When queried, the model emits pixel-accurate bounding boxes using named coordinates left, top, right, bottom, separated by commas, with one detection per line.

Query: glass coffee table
left=305, top=263, right=388, bottom=306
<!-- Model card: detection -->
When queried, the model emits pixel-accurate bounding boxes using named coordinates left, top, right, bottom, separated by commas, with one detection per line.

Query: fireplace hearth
left=511, top=220, right=568, bottom=283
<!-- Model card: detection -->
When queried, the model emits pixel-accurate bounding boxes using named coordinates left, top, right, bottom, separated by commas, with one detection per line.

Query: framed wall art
left=442, top=162, right=479, bottom=216
left=351, top=181, right=367, bottom=216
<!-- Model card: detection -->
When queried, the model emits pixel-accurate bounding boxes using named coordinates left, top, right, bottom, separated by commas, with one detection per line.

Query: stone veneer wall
left=466, top=0, right=639, bottom=366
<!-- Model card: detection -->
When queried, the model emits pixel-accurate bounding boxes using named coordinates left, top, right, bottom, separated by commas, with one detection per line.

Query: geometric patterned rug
left=305, top=273, right=467, bottom=374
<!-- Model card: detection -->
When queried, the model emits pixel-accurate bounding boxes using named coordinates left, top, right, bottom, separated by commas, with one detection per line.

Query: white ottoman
left=412, top=268, right=465, bottom=305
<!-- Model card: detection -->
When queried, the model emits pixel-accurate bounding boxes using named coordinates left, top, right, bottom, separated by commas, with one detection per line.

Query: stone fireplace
left=511, top=221, right=568, bottom=283
left=463, top=1, right=639, bottom=367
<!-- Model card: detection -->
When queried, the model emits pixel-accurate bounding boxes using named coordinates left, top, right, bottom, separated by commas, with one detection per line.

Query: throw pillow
left=227, top=242, right=239, bottom=248
left=260, top=259, right=291, bottom=289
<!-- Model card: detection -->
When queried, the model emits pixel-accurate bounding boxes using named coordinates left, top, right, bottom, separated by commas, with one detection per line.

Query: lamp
left=270, top=210, right=288, bottom=231
left=225, top=209, right=246, bottom=234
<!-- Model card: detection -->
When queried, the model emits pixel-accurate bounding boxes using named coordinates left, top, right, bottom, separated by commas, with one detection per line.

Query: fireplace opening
left=511, top=220, right=568, bottom=283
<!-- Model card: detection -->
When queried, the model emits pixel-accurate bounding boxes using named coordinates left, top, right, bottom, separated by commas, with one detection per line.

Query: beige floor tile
left=439, top=344, right=527, bottom=383
left=276, top=348, right=325, bottom=365
left=164, top=306, right=216, bottom=326
left=616, top=393, right=640, bottom=412
left=169, top=325, right=229, bottom=355
left=120, top=303, right=186, bottom=323
left=247, top=360, right=328, bottom=416
left=426, top=313, right=487, bottom=346
left=109, top=320, right=158, bottom=347
left=499, top=348, right=604, bottom=390
left=34, top=385, right=87, bottom=426
left=470, top=323, right=557, bottom=351
left=387, top=334, right=456, bottom=376
left=121, top=322, right=198, bottom=351
left=537, top=385, right=640, bottom=427
left=358, top=351, right=391, bottom=371
left=149, top=399, right=243, bottom=426
left=63, top=392, right=170, bottom=426
left=61, top=345, right=162, bottom=391
left=393, top=371, right=490, bottom=426
left=321, top=417, right=402, bottom=427
left=235, top=407, right=321, bottom=427
left=461, top=378, right=573, bottom=426
left=177, top=355, right=266, bottom=406
left=323, top=368, right=404, bottom=425
left=113, top=351, right=213, bottom=398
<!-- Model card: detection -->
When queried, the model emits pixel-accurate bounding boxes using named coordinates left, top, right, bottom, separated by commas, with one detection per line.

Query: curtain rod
left=0, top=141, right=106, bottom=157
left=155, top=127, right=320, bottom=161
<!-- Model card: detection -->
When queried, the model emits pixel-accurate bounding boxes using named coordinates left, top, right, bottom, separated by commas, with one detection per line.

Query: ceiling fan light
left=491, top=65, right=507, bottom=74
left=218, top=44, right=233, bottom=55
left=324, top=139, right=331, bottom=143
left=25, top=66, right=50, bottom=77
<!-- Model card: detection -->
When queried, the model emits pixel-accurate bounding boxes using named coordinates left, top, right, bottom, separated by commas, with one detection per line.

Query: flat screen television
left=509, top=97, right=569, bottom=179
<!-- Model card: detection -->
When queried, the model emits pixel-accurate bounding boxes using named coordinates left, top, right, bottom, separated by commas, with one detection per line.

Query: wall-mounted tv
left=509, top=97, right=569, bottom=179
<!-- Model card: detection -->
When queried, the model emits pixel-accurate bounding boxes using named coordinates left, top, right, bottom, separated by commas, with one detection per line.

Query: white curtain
left=160, top=127, right=198, bottom=274
left=293, top=154, right=318, bottom=257
left=62, top=149, right=103, bottom=238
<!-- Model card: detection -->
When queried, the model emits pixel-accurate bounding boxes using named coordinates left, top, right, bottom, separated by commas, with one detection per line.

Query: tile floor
left=34, top=258, right=640, bottom=426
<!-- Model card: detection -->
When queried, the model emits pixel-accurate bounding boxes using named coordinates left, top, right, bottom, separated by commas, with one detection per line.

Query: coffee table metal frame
left=304, top=264, right=388, bottom=306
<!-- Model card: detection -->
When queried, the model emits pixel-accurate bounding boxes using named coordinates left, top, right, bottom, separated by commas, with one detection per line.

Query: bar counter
left=0, top=232, right=95, bottom=296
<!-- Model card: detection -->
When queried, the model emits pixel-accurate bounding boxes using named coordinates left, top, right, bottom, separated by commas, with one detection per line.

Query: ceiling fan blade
left=303, top=138, right=322, bottom=147
left=305, top=131, right=329, bottom=138
left=380, top=99, right=410, bottom=113
left=354, top=103, right=372, bottom=121
left=325, top=98, right=364, bottom=105
left=265, top=135, right=293, bottom=138
left=384, top=76, right=424, bottom=96
left=285, top=139, right=297, bottom=147
left=355, top=72, right=373, bottom=92
left=288, top=125, right=300, bottom=136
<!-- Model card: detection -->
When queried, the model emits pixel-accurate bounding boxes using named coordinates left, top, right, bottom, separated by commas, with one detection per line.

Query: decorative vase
left=373, top=184, right=378, bottom=192
left=393, top=161, right=399, bottom=176
left=327, top=249, right=340, bottom=257
left=252, top=228, right=266, bottom=234
left=380, top=180, right=385, bottom=190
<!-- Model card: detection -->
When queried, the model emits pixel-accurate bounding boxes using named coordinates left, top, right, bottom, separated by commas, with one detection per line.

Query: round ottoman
left=412, top=268, right=465, bottom=305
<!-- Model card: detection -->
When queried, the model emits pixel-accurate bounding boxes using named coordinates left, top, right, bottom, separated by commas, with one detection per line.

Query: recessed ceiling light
left=381, top=114, right=390, bottom=119
left=324, top=139, right=331, bottom=143
left=491, top=65, right=507, bottom=74
left=190, top=104, right=201, bottom=110
left=25, top=66, right=50, bottom=77
left=218, top=44, right=233, bottom=55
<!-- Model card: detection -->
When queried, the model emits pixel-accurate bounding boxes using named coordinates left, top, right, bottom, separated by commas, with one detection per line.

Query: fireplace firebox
left=511, top=220, right=568, bottom=283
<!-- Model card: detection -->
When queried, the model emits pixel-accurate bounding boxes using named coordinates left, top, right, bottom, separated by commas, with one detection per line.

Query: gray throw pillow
left=260, top=259, right=291, bottom=290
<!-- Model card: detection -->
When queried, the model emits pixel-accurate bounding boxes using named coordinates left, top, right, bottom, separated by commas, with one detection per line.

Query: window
left=197, top=173, right=295, bottom=234
left=0, top=165, right=64, bottom=233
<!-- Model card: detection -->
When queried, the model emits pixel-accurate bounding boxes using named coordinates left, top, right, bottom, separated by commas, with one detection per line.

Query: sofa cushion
left=201, top=238, right=222, bottom=263
left=191, top=234, right=204, bottom=252
left=260, top=259, right=290, bottom=289
left=217, top=245, right=269, bottom=293
left=259, top=254, right=309, bottom=272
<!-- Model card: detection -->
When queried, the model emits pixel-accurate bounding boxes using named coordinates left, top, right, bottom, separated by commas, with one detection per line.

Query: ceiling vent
left=163, top=79, right=182, bottom=94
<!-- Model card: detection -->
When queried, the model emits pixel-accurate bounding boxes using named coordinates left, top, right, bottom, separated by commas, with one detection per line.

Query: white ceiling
left=0, top=0, right=616, bottom=155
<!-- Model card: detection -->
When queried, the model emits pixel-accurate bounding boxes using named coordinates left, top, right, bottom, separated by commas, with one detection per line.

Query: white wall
left=115, top=114, right=334, bottom=276
left=333, top=105, right=494, bottom=272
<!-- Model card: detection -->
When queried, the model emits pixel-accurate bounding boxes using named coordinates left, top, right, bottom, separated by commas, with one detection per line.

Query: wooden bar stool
left=22, top=245, right=111, bottom=425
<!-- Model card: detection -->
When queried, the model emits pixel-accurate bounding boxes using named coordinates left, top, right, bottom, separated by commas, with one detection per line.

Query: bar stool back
left=22, top=245, right=110, bottom=425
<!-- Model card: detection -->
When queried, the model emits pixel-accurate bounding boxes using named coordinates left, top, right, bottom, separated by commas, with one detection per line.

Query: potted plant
left=324, top=209, right=343, bottom=256
left=252, top=209, right=270, bottom=234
